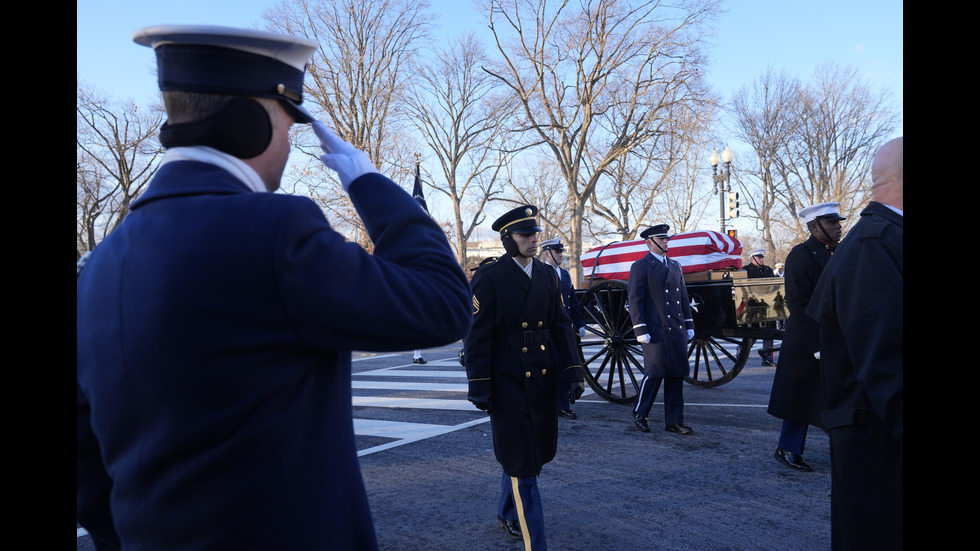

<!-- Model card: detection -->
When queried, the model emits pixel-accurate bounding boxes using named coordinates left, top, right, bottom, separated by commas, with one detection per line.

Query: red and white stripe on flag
left=580, top=231, right=743, bottom=280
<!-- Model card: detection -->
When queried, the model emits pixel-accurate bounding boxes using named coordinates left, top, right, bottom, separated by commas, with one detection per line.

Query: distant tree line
left=77, top=0, right=899, bottom=279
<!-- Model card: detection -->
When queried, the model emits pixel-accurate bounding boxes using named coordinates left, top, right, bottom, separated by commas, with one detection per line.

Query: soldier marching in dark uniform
left=540, top=238, right=588, bottom=419
left=628, top=224, right=696, bottom=436
left=745, top=248, right=777, bottom=366
left=768, top=202, right=845, bottom=471
left=464, top=206, right=584, bottom=551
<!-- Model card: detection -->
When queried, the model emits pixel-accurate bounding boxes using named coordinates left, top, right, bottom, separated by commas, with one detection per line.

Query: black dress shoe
left=633, top=412, right=650, bottom=432
left=497, top=516, right=522, bottom=540
left=774, top=448, right=813, bottom=471
left=665, top=423, right=693, bottom=435
left=413, top=357, right=427, bottom=364
left=558, top=408, right=577, bottom=419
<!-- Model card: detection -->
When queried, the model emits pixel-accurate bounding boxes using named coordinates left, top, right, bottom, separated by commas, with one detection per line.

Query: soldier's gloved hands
left=687, top=329, right=695, bottom=341
left=470, top=397, right=492, bottom=413
left=569, top=381, right=585, bottom=404
left=636, top=333, right=650, bottom=344
left=313, top=122, right=379, bottom=191
left=578, top=327, right=587, bottom=338
left=813, top=351, right=821, bottom=360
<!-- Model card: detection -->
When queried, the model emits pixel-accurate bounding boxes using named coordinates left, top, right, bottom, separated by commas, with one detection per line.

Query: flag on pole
left=412, top=163, right=428, bottom=213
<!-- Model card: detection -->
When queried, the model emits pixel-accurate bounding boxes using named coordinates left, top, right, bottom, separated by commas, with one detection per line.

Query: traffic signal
left=727, top=229, right=737, bottom=239
left=727, top=191, right=739, bottom=218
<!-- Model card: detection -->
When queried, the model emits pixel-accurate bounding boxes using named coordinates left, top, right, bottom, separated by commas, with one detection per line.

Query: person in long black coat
left=76, top=26, right=472, bottom=551
left=465, top=206, right=583, bottom=551
left=767, top=202, right=845, bottom=471
left=807, top=137, right=903, bottom=550
left=628, top=224, right=696, bottom=436
left=540, top=238, right=588, bottom=419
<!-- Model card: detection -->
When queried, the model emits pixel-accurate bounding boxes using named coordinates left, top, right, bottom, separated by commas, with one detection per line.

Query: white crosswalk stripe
left=352, top=356, right=489, bottom=456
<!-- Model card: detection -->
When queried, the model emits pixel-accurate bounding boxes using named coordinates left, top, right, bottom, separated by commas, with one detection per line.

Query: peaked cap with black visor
left=133, top=25, right=318, bottom=159
left=492, top=205, right=542, bottom=258
left=640, top=223, right=671, bottom=255
left=799, top=201, right=846, bottom=248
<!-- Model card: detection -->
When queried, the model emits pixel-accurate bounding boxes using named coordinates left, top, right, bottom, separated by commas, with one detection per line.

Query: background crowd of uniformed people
left=76, top=24, right=902, bottom=551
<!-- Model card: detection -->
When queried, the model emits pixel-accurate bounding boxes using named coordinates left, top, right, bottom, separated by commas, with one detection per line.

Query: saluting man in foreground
left=76, top=25, right=472, bottom=551
left=464, top=206, right=584, bottom=551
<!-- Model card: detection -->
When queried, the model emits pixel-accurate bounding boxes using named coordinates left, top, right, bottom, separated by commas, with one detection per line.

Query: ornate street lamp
left=710, top=146, right=736, bottom=234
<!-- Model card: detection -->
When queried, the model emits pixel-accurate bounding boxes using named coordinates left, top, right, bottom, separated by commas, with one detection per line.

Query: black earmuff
left=159, top=97, right=273, bottom=159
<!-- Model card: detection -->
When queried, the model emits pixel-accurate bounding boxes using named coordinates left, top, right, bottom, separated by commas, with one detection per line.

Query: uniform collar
left=160, top=146, right=267, bottom=192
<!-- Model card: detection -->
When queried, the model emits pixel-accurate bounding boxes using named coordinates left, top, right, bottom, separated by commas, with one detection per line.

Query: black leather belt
left=499, top=329, right=552, bottom=345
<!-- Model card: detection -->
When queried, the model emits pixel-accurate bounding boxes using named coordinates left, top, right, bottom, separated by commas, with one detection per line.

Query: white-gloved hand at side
left=313, top=122, right=379, bottom=191
left=687, top=329, right=695, bottom=341
left=636, top=333, right=650, bottom=344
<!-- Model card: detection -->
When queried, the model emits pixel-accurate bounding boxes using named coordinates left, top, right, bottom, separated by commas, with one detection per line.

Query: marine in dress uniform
left=76, top=25, right=472, bottom=551
left=767, top=202, right=845, bottom=471
left=745, top=248, right=777, bottom=366
left=628, top=224, right=696, bottom=435
left=540, top=238, right=588, bottom=419
left=806, top=137, right=903, bottom=550
left=464, top=206, right=584, bottom=551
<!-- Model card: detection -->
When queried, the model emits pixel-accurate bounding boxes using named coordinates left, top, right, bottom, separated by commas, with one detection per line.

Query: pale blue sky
left=78, top=0, right=901, bottom=235
left=77, top=0, right=903, bottom=128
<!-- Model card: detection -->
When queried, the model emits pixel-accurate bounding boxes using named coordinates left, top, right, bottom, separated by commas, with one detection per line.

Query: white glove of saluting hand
left=313, top=122, right=379, bottom=191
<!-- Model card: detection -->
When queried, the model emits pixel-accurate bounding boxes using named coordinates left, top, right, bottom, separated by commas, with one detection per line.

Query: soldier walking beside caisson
left=464, top=205, right=583, bottom=551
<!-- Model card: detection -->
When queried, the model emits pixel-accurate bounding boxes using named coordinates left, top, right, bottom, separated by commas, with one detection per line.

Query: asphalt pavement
left=359, top=345, right=830, bottom=551
left=77, top=341, right=831, bottom=550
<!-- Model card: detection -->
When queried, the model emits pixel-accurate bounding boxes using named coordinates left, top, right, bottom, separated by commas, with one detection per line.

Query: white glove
left=636, top=333, right=650, bottom=344
left=687, top=329, right=695, bottom=341
left=813, top=351, right=821, bottom=360
left=313, top=122, right=379, bottom=191
left=578, top=327, right=587, bottom=338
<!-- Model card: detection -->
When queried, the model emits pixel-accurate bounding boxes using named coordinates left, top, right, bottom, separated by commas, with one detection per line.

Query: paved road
left=78, top=340, right=832, bottom=550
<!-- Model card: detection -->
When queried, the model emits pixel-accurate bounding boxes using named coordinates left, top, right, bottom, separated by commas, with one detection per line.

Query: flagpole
left=412, top=152, right=429, bottom=215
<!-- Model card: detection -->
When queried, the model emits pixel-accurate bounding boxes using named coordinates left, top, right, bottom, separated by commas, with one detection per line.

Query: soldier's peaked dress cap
left=492, top=205, right=542, bottom=234
left=133, top=25, right=318, bottom=123
left=540, top=238, right=564, bottom=252
left=640, top=224, right=671, bottom=239
left=798, top=202, right=846, bottom=223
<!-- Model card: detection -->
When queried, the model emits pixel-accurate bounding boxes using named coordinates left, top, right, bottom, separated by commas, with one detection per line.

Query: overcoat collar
left=644, top=251, right=670, bottom=275
left=500, top=257, right=553, bottom=320
left=131, top=160, right=252, bottom=211
left=862, top=201, right=903, bottom=228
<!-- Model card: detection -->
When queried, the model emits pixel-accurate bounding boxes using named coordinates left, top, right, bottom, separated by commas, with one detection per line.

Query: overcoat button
left=537, top=321, right=543, bottom=327
left=525, top=371, right=531, bottom=378
left=540, top=344, right=546, bottom=351
left=522, top=322, right=528, bottom=328
left=521, top=347, right=528, bottom=353
left=542, top=369, right=547, bottom=375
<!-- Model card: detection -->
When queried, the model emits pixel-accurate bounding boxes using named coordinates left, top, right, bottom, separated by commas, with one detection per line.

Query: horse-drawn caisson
left=576, top=231, right=786, bottom=403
